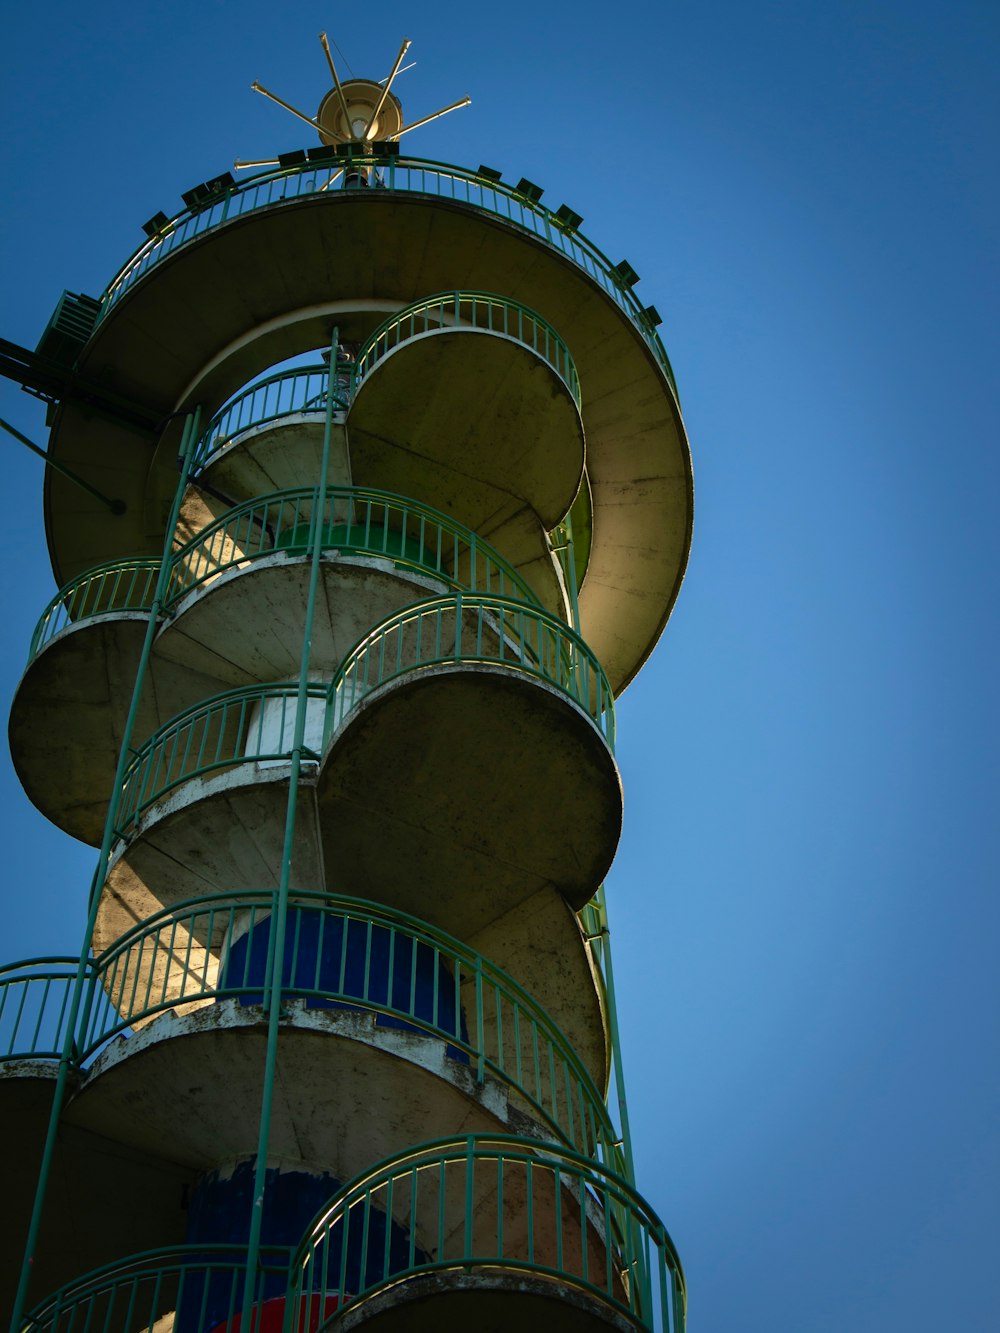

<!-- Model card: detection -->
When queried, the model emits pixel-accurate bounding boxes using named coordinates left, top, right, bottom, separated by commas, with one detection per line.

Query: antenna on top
left=240, top=34, right=470, bottom=170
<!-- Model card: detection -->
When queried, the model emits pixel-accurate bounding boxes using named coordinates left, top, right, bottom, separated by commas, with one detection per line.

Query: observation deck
left=42, top=154, right=693, bottom=694
left=6, top=59, right=691, bottom=1329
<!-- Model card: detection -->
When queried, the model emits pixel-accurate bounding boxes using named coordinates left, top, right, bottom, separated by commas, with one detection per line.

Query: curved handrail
left=26, top=559, right=160, bottom=665
left=353, top=290, right=581, bottom=409
left=114, top=681, right=327, bottom=839
left=167, top=485, right=543, bottom=611
left=81, top=888, right=618, bottom=1170
left=193, top=364, right=345, bottom=471
left=327, top=594, right=616, bottom=750
left=0, top=958, right=90, bottom=1063
left=23, top=1243, right=290, bottom=1333
left=96, top=154, right=678, bottom=400
left=291, top=1134, right=686, bottom=1333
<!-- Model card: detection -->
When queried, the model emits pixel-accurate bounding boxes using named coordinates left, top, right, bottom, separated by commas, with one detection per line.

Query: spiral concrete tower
left=2, top=50, right=693, bottom=1333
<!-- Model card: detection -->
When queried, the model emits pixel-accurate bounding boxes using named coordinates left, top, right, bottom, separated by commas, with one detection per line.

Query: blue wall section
left=221, top=908, right=469, bottom=1060
left=181, top=1158, right=427, bottom=1331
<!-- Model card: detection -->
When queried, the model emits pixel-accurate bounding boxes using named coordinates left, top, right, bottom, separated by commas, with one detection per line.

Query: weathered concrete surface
left=198, top=416, right=351, bottom=499
left=0, top=1065, right=194, bottom=1324
left=466, top=887, right=610, bottom=1092
left=347, top=329, right=584, bottom=532
left=317, top=665, right=622, bottom=917
left=157, top=553, right=453, bottom=685
left=334, top=1272, right=637, bottom=1333
left=7, top=616, right=230, bottom=845
left=67, top=1001, right=536, bottom=1179
left=98, top=767, right=325, bottom=945
left=99, top=792, right=609, bottom=1092
left=45, top=191, right=691, bottom=690
left=195, top=420, right=570, bottom=619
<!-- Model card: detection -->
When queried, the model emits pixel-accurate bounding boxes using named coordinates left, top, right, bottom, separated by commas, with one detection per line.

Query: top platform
left=42, top=154, right=693, bottom=693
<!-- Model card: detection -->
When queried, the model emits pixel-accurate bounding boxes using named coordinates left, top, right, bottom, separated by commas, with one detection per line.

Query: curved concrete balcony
left=76, top=891, right=620, bottom=1176
left=346, top=291, right=585, bottom=537
left=290, top=1135, right=687, bottom=1333
left=20, top=1143, right=685, bottom=1333
left=7, top=561, right=226, bottom=845
left=44, top=154, right=691, bottom=694
left=0, top=960, right=196, bottom=1319
left=192, top=362, right=344, bottom=476
left=101, top=785, right=609, bottom=1092
left=186, top=343, right=574, bottom=618
left=318, top=595, right=621, bottom=919
left=12, top=488, right=558, bottom=844
left=161, top=483, right=562, bottom=683
left=24, top=1245, right=285, bottom=1333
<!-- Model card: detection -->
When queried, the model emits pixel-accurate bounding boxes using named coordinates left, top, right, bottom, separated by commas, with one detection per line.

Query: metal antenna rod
left=250, top=81, right=324, bottom=134
left=0, top=416, right=125, bottom=513
left=318, top=33, right=355, bottom=137
left=379, top=61, right=416, bottom=85
left=364, top=37, right=411, bottom=140
left=395, top=95, right=471, bottom=139
left=234, top=158, right=281, bottom=170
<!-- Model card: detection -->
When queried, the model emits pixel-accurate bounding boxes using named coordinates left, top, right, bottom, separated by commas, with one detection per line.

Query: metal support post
left=241, top=329, right=339, bottom=1325
left=9, top=408, right=202, bottom=1333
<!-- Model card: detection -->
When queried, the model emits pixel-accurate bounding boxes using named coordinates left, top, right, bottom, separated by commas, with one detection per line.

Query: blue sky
left=1, top=3, right=997, bottom=1330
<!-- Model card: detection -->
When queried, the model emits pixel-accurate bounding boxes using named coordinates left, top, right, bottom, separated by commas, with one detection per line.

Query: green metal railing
left=327, top=594, right=616, bottom=749
left=96, top=154, right=678, bottom=399
left=167, top=486, right=542, bottom=610
left=193, top=364, right=347, bottom=471
left=290, top=1135, right=686, bottom=1333
left=0, top=959, right=88, bottom=1063
left=0, top=901, right=620, bottom=1177
left=25, top=489, right=548, bottom=670
left=72, top=889, right=619, bottom=1170
left=353, top=291, right=581, bottom=409
left=114, top=682, right=327, bottom=839
left=23, top=1244, right=291, bottom=1333
left=27, top=559, right=160, bottom=663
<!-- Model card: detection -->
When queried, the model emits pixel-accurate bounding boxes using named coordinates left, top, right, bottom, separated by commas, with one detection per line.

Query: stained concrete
left=44, top=189, right=691, bottom=691
left=347, top=328, right=585, bottom=533
left=7, top=615, right=231, bottom=845
left=317, top=665, right=622, bottom=917
left=333, top=1274, right=637, bottom=1333
left=97, top=778, right=610, bottom=1091
left=194, top=419, right=570, bottom=620
left=157, top=553, right=455, bottom=685
left=67, top=1002, right=549, bottom=1180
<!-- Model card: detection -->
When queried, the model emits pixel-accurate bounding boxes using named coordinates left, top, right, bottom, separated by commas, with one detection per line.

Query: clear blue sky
left=1, top=3, right=997, bottom=1330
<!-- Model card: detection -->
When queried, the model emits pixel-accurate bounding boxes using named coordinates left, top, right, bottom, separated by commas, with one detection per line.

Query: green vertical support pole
left=592, top=883, right=636, bottom=1183
left=8, top=408, right=202, bottom=1333
left=561, top=508, right=581, bottom=634
left=241, top=329, right=339, bottom=1326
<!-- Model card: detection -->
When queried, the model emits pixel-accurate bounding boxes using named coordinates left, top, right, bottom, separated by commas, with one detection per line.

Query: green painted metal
left=0, top=959, right=86, bottom=1062
left=94, top=154, right=679, bottom=400
left=70, top=888, right=620, bottom=1169
left=240, top=330, right=341, bottom=1321
left=327, top=593, right=616, bottom=750
left=581, top=885, right=637, bottom=1183
left=24, top=485, right=547, bottom=672
left=26, top=558, right=160, bottom=662
left=290, top=1134, right=686, bottom=1333
left=8, top=409, right=203, bottom=1333
left=102, top=593, right=614, bottom=850
left=353, top=291, right=582, bottom=410
left=23, top=1245, right=292, bottom=1333
left=193, top=363, right=346, bottom=470
left=113, top=681, right=327, bottom=839
left=167, top=485, right=543, bottom=611
left=0, top=415, right=126, bottom=515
